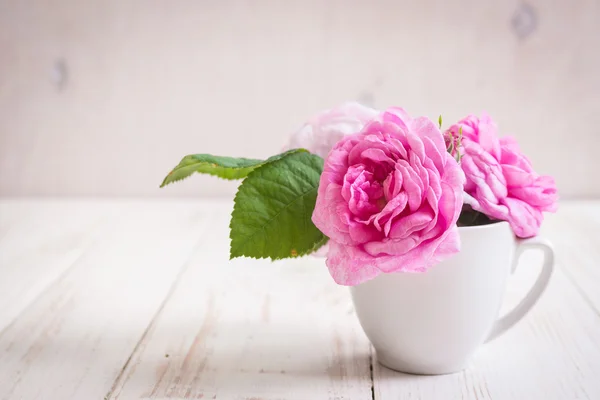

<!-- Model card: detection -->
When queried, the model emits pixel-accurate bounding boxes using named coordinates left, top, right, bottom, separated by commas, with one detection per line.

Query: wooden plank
left=110, top=210, right=373, bottom=400
left=3, top=200, right=598, bottom=399
left=0, top=199, right=25, bottom=240
left=0, top=199, right=124, bottom=332
left=0, top=200, right=212, bottom=400
left=373, top=252, right=600, bottom=400
left=543, top=202, right=600, bottom=312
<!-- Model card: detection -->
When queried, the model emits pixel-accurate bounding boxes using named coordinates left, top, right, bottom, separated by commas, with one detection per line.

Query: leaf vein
left=231, top=186, right=318, bottom=255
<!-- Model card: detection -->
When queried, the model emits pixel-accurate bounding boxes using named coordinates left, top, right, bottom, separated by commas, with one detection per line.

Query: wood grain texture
left=1, top=0, right=599, bottom=197
left=1, top=199, right=600, bottom=399
left=0, top=199, right=124, bottom=333
left=0, top=200, right=212, bottom=400
left=543, top=202, right=600, bottom=312
left=110, top=207, right=372, bottom=400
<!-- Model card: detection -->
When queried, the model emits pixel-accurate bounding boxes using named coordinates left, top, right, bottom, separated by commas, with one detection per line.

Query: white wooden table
left=1, top=199, right=599, bottom=400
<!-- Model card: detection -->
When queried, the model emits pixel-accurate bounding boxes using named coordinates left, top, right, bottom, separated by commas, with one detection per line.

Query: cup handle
left=486, top=236, right=555, bottom=342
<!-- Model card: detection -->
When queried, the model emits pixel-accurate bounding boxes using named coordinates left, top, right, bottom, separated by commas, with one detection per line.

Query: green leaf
left=229, top=151, right=327, bottom=260
left=308, top=234, right=329, bottom=254
left=160, top=149, right=306, bottom=187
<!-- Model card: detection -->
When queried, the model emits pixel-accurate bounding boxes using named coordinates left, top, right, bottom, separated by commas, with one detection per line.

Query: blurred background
left=1, top=0, right=598, bottom=198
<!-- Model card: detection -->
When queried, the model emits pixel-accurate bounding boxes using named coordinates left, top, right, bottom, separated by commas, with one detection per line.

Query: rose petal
left=326, top=241, right=382, bottom=286
left=312, top=107, right=465, bottom=285
left=388, top=209, right=432, bottom=239
left=396, top=160, right=423, bottom=212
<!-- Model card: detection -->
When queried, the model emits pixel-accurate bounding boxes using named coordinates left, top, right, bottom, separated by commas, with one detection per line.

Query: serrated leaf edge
left=228, top=152, right=326, bottom=261
left=160, top=148, right=308, bottom=188
left=229, top=186, right=323, bottom=260
left=160, top=160, right=254, bottom=187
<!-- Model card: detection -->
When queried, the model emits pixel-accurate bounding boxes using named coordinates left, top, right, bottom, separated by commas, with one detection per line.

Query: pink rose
left=285, top=102, right=378, bottom=259
left=312, top=108, right=465, bottom=286
left=447, top=113, right=558, bottom=238
left=285, top=102, right=379, bottom=159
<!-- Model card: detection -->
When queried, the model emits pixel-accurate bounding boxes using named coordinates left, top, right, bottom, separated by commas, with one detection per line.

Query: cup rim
left=457, top=220, right=509, bottom=231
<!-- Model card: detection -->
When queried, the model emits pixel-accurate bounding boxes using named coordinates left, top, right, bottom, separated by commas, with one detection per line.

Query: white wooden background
left=1, top=199, right=600, bottom=399
left=1, top=0, right=599, bottom=198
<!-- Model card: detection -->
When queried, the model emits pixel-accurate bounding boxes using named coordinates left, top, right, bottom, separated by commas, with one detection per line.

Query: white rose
left=285, top=102, right=379, bottom=159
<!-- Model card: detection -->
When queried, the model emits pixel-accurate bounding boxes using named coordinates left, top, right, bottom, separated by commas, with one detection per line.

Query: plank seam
left=0, top=211, right=123, bottom=339
left=560, top=263, right=600, bottom=318
left=106, top=221, right=212, bottom=399
left=370, top=345, right=375, bottom=400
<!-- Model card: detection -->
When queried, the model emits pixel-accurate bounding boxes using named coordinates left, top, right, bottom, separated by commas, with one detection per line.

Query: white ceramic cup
left=350, top=221, right=554, bottom=375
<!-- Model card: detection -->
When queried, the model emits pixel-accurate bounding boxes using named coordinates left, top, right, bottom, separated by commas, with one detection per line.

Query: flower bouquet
left=161, top=103, right=558, bottom=374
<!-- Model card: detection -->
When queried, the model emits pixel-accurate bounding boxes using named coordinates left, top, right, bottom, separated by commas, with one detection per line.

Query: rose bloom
left=312, top=108, right=465, bottom=286
left=285, top=102, right=378, bottom=159
left=286, top=102, right=378, bottom=257
left=447, top=113, right=558, bottom=238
